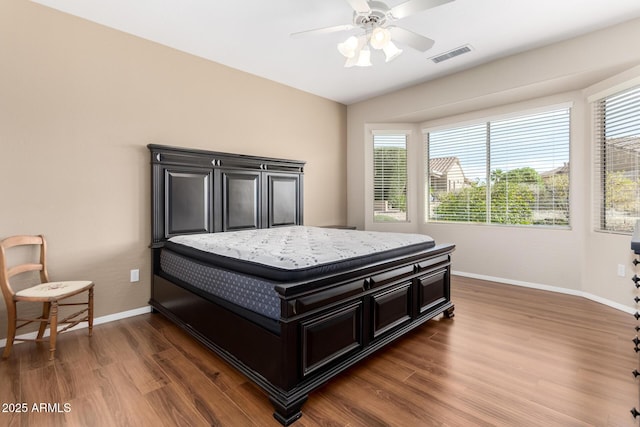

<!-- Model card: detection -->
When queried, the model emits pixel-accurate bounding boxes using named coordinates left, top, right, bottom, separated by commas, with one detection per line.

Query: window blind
left=426, top=107, right=570, bottom=227
left=427, top=124, right=487, bottom=222
left=373, top=134, right=407, bottom=222
left=594, top=84, right=640, bottom=233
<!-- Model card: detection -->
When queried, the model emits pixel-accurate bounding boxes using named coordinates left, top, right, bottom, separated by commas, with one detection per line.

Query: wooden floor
left=1, top=276, right=638, bottom=426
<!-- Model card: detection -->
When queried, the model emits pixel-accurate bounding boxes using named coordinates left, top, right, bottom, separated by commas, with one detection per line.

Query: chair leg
left=88, top=287, right=94, bottom=337
left=2, top=302, right=17, bottom=359
left=48, top=301, right=58, bottom=361
left=37, top=302, right=51, bottom=339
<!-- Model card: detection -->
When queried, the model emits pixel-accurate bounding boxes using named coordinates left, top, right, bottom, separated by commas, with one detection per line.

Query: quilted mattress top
left=165, top=226, right=435, bottom=281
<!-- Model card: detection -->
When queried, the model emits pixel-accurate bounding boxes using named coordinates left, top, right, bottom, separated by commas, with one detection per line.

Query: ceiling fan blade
left=290, top=24, right=355, bottom=38
left=389, top=26, right=435, bottom=52
left=345, top=0, right=371, bottom=14
left=389, top=0, right=454, bottom=20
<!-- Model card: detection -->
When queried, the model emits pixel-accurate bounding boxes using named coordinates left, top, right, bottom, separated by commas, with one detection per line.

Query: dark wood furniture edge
left=149, top=269, right=455, bottom=426
left=147, top=144, right=455, bottom=424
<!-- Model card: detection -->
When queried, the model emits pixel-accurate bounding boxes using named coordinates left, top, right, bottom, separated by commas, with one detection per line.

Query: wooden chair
left=0, top=235, right=94, bottom=360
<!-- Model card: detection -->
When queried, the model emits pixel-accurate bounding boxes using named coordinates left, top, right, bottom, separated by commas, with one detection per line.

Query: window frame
left=592, top=83, right=640, bottom=234
left=364, top=125, right=417, bottom=232
left=372, top=132, right=409, bottom=223
left=422, top=102, right=573, bottom=229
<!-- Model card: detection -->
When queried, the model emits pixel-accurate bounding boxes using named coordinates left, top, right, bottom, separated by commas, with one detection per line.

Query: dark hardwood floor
left=1, top=276, right=637, bottom=426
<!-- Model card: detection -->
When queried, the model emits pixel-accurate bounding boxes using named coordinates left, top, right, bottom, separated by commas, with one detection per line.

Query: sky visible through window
left=428, top=109, right=570, bottom=183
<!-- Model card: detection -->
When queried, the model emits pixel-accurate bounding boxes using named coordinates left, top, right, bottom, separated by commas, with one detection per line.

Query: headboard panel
left=165, top=168, right=213, bottom=237
left=149, top=144, right=305, bottom=247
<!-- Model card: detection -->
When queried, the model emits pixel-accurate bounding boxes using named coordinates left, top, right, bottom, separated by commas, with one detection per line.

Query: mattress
left=160, top=249, right=281, bottom=327
left=165, top=226, right=435, bottom=282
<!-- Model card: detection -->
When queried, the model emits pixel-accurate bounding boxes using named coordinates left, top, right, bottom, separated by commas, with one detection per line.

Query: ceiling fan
left=291, top=0, right=454, bottom=67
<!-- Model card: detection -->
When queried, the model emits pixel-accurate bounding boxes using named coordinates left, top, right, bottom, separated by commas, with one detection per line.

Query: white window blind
left=373, top=133, right=407, bottom=222
left=594, top=85, right=640, bottom=233
left=426, top=107, right=570, bottom=227
left=427, top=124, right=487, bottom=222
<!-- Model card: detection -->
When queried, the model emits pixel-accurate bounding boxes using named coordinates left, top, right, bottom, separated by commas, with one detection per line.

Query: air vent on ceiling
left=430, top=45, right=472, bottom=64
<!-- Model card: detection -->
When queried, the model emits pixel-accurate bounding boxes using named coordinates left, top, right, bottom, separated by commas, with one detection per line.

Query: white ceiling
left=32, top=0, right=640, bottom=105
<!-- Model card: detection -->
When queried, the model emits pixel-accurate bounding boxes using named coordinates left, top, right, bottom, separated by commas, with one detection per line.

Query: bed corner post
left=269, top=395, right=307, bottom=426
left=443, top=305, right=455, bottom=318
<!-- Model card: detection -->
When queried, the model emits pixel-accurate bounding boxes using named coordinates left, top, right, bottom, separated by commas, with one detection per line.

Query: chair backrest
left=0, top=235, right=49, bottom=301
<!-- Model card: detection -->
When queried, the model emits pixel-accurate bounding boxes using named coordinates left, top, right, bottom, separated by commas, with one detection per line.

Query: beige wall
left=347, top=18, right=640, bottom=310
left=0, top=0, right=347, bottom=339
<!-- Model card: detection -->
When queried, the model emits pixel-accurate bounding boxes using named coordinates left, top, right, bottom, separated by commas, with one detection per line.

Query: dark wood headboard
left=148, top=144, right=305, bottom=248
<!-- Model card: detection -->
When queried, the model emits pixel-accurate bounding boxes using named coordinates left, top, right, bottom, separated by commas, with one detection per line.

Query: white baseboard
left=0, top=306, right=152, bottom=349
left=452, top=270, right=636, bottom=315
left=2, top=274, right=635, bottom=348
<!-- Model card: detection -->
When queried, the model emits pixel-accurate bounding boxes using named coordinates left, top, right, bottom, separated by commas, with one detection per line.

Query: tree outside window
left=374, top=134, right=408, bottom=222
left=426, top=108, right=571, bottom=227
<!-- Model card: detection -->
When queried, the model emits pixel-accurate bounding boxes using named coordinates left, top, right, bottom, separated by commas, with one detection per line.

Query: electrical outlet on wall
left=130, top=269, right=140, bottom=282
left=618, top=264, right=626, bottom=277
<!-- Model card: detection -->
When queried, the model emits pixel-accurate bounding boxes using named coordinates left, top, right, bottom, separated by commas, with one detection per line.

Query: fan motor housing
left=353, top=1, right=390, bottom=27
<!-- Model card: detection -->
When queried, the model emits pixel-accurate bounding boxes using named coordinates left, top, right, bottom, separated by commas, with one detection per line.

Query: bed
left=148, top=144, right=455, bottom=425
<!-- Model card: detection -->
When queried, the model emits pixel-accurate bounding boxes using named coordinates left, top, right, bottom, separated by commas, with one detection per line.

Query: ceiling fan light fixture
left=294, top=0, right=450, bottom=69
left=382, top=40, right=403, bottom=62
left=355, top=46, right=372, bottom=67
left=370, top=27, right=391, bottom=50
left=337, top=36, right=359, bottom=58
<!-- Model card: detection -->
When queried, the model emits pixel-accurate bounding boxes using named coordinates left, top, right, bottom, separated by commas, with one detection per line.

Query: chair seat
left=15, top=280, right=93, bottom=299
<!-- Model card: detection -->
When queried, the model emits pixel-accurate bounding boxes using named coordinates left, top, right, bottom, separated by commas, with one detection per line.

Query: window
left=594, top=85, right=640, bottom=233
left=373, top=133, right=407, bottom=222
left=425, top=107, right=571, bottom=227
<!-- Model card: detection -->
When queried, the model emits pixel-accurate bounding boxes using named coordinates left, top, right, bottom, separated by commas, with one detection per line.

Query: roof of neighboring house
left=607, top=136, right=640, bottom=152
left=541, top=162, right=570, bottom=177
left=430, top=156, right=461, bottom=177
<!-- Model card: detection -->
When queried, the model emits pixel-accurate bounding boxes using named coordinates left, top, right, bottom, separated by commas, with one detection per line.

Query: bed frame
left=148, top=144, right=455, bottom=425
